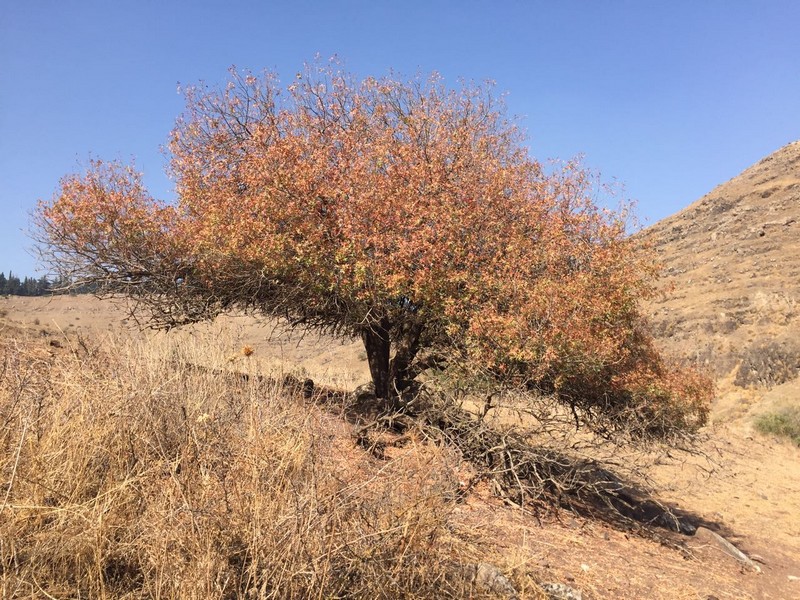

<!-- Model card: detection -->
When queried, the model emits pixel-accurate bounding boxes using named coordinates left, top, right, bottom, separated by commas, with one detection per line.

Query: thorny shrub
left=735, top=340, right=800, bottom=388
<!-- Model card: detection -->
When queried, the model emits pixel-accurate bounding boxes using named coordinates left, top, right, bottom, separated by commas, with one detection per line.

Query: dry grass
left=0, top=330, right=516, bottom=599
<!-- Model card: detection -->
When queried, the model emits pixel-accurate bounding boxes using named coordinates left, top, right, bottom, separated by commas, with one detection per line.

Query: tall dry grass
left=0, top=330, right=499, bottom=599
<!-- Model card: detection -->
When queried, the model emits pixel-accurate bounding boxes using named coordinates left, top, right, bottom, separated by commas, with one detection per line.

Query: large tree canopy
left=36, top=63, right=710, bottom=438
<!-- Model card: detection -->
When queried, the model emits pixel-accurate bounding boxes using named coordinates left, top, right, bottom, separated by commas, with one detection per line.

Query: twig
left=1, top=417, right=29, bottom=515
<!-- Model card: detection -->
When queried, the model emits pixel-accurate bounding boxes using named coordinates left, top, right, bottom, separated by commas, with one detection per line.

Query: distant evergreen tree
left=50, top=274, right=71, bottom=292
left=0, top=271, right=61, bottom=296
left=38, top=275, right=51, bottom=295
left=23, top=277, right=34, bottom=295
left=6, top=273, right=21, bottom=296
left=0, top=269, right=97, bottom=296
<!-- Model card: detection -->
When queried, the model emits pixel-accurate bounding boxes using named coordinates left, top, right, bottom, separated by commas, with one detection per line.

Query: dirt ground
left=2, top=294, right=799, bottom=599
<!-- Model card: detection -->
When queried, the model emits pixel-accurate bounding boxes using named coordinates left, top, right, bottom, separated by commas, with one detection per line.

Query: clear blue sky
left=2, top=0, right=798, bottom=276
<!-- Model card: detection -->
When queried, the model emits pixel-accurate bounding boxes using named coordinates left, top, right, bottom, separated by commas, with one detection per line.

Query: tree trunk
left=361, top=317, right=392, bottom=399
left=389, top=320, right=424, bottom=391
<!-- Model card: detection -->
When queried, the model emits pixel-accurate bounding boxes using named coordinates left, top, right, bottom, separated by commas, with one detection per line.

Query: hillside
left=643, top=141, right=800, bottom=420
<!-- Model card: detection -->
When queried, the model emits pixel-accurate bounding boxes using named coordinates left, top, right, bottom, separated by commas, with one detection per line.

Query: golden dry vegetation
left=1, top=316, right=537, bottom=599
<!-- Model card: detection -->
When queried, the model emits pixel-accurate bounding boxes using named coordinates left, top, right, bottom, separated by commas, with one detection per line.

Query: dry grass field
left=1, top=306, right=503, bottom=599
left=2, top=142, right=800, bottom=599
left=2, top=292, right=799, bottom=599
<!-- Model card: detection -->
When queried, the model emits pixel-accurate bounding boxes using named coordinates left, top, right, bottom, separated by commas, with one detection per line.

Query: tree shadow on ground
left=215, top=368, right=729, bottom=543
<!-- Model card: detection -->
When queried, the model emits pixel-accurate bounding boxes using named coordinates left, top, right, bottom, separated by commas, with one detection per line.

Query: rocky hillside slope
left=642, top=141, right=800, bottom=400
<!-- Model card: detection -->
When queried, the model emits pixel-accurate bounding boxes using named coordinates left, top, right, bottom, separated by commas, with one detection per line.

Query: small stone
left=541, top=582, right=582, bottom=600
left=472, top=562, right=518, bottom=599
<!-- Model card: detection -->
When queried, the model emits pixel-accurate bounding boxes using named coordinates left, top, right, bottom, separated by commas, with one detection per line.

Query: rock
left=470, top=562, right=518, bottom=598
left=349, top=382, right=383, bottom=419
left=353, top=380, right=374, bottom=393
left=694, top=527, right=761, bottom=573
left=352, top=381, right=377, bottom=405
left=541, top=582, right=582, bottom=600
left=282, top=374, right=315, bottom=398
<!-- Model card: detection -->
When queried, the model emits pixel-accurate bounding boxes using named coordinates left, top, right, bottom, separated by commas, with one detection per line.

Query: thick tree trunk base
left=361, top=318, right=392, bottom=400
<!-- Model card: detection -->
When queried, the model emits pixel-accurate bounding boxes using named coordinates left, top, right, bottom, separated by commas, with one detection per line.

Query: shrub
left=735, top=340, right=800, bottom=388
left=754, top=407, right=800, bottom=446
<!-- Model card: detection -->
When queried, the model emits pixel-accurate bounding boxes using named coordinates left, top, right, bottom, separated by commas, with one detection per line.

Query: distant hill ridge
left=642, top=140, right=800, bottom=388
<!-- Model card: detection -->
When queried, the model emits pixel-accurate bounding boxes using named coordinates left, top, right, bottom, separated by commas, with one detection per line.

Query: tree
left=35, top=63, right=710, bottom=438
left=0, top=272, right=54, bottom=296
left=5, top=272, right=21, bottom=296
left=37, top=275, right=52, bottom=296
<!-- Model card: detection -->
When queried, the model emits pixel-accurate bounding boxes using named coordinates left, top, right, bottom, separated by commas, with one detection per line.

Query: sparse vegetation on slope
left=754, top=407, right=800, bottom=446
left=642, top=140, right=800, bottom=388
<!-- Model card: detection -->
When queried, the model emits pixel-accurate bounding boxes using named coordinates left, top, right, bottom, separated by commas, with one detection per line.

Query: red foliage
left=36, top=62, right=711, bottom=437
